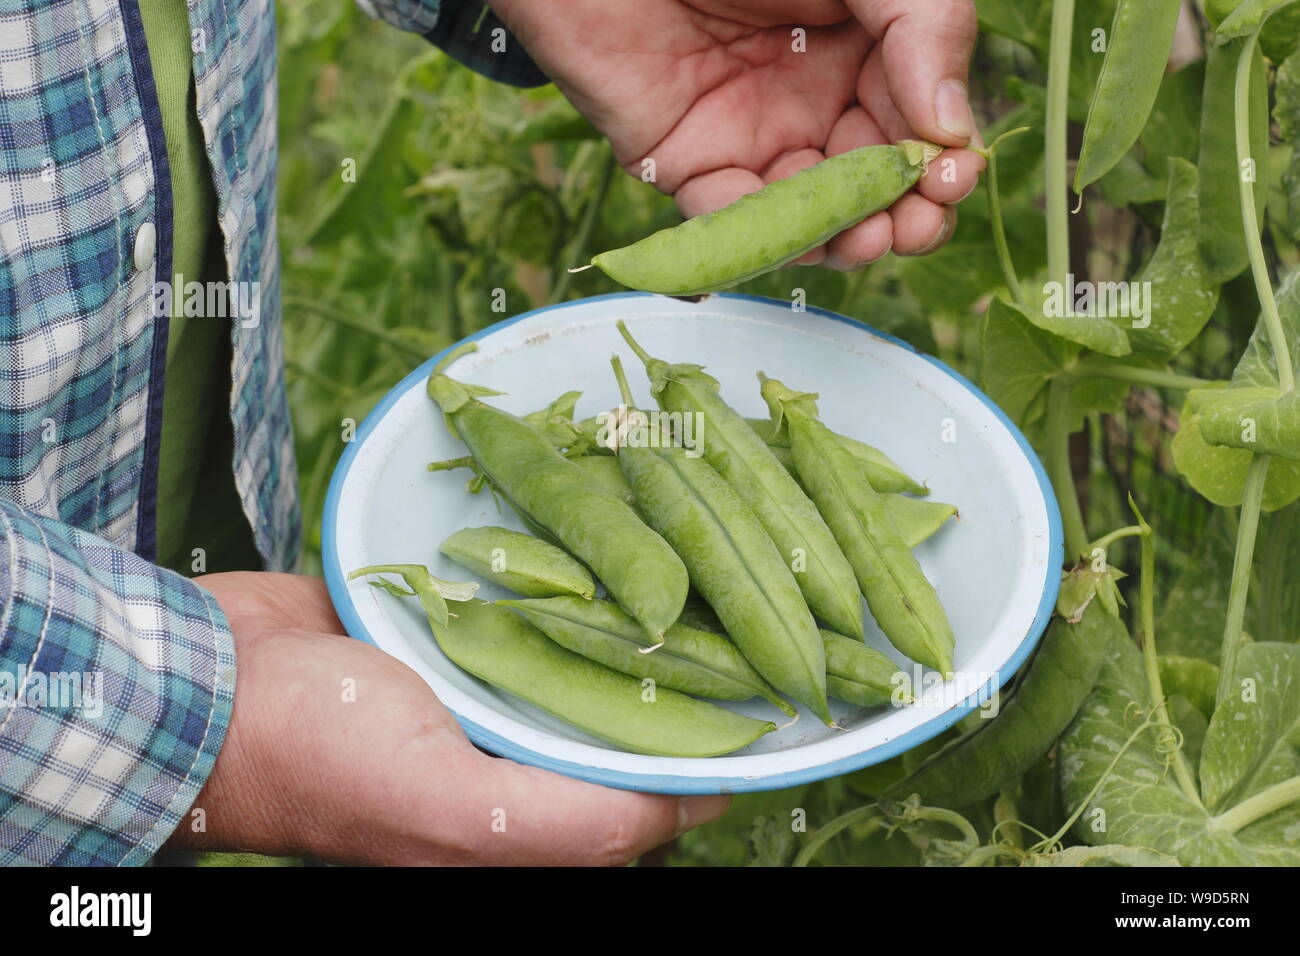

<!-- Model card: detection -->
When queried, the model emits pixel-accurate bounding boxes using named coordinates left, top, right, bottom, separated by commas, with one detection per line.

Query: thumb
left=851, top=0, right=979, bottom=146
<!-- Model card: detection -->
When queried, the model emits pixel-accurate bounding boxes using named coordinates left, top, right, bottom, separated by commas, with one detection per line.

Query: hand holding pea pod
left=589, top=142, right=942, bottom=295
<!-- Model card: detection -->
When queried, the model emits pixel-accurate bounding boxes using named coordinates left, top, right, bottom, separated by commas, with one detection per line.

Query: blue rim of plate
left=322, top=291, right=1064, bottom=794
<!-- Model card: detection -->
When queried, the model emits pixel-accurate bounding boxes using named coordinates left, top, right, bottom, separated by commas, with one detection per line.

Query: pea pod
left=884, top=599, right=1122, bottom=809
left=664, top=604, right=913, bottom=710
left=822, top=630, right=913, bottom=708
left=882, top=495, right=958, bottom=549
left=590, top=141, right=940, bottom=295
left=498, top=595, right=796, bottom=718
left=1197, top=35, right=1269, bottom=283
left=761, top=374, right=954, bottom=675
left=1073, top=0, right=1183, bottom=193
left=427, top=368, right=689, bottom=639
left=569, top=454, right=637, bottom=505
left=617, top=321, right=864, bottom=642
left=747, top=418, right=929, bottom=496
left=363, top=569, right=775, bottom=757
left=439, top=526, right=595, bottom=600
left=606, top=357, right=832, bottom=724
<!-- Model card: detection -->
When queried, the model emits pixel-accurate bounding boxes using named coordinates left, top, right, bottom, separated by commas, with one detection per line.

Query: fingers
left=849, top=0, right=979, bottom=146
left=674, top=166, right=766, bottom=219
left=891, top=196, right=957, bottom=256
left=196, top=572, right=347, bottom=635
left=456, top=755, right=730, bottom=866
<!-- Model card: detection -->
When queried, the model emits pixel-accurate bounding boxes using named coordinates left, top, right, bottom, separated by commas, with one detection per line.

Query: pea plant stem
left=1235, top=31, right=1295, bottom=394
left=1046, top=377, right=1089, bottom=559
left=1212, top=773, right=1300, bottom=834
left=1216, top=454, right=1272, bottom=705
left=978, top=127, right=1032, bottom=308
left=793, top=806, right=882, bottom=867
left=1133, top=504, right=1201, bottom=807
left=1044, top=0, right=1075, bottom=292
left=1071, top=360, right=1211, bottom=391
left=283, top=295, right=430, bottom=363
left=1211, top=27, right=1289, bottom=708
left=1086, top=524, right=1145, bottom=557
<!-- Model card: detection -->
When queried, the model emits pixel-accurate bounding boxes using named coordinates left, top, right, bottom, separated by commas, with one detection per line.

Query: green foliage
left=273, top=0, right=1300, bottom=866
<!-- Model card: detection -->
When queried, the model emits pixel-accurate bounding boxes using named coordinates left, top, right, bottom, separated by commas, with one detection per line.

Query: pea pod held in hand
left=439, top=526, right=595, bottom=600
left=761, top=374, right=954, bottom=676
left=427, top=367, right=688, bottom=639
left=591, top=141, right=941, bottom=295
left=617, top=321, right=864, bottom=642
left=606, top=356, right=832, bottom=724
left=883, top=598, right=1122, bottom=809
left=360, top=569, right=775, bottom=757
left=499, top=595, right=796, bottom=718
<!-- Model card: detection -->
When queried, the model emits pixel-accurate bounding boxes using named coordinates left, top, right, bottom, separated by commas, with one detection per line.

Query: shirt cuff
left=0, top=502, right=236, bottom=866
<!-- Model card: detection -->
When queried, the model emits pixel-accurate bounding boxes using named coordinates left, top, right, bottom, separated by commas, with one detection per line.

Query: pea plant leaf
left=1216, top=0, right=1300, bottom=38
left=978, top=294, right=1071, bottom=437
left=1276, top=50, right=1300, bottom=242
left=1057, top=632, right=1300, bottom=864
left=1260, top=1, right=1300, bottom=60
left=1139, top=61, right=1205, bottom=176
left=1127, top=159, right=1220, bottom=356
left=1199, top=643, right=1300, bottom=812
left=898, top=198, right=1045, bottom=313
left=1158, top=655, right=1221, bottom=718
left=1026, top=285, right=1133, bottom=358
left=1157, top=509, right=1239, bottom=663
left=975, top=0, right=1050, bottom=50
left=1172, top=386, right=1300, bottom=509
left=1022, top=844, right=1181, bottom=866
left=1193, top=269, right=1300, bottom=460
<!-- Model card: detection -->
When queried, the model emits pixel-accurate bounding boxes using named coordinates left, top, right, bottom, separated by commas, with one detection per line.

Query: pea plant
left=701, top=0, right=1299, bottom=868
left=277, top=1, right=1298, bottom=866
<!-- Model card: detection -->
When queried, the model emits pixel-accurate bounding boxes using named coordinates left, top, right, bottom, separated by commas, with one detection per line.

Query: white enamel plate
left=323, top=292, right=1062, bottom=794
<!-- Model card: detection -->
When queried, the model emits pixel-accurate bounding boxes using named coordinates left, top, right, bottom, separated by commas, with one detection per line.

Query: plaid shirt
left=0, top=0, right=543, bottom=865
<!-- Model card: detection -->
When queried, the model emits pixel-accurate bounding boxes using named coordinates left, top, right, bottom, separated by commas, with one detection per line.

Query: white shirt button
left=133, top=222, right=156, bottom=271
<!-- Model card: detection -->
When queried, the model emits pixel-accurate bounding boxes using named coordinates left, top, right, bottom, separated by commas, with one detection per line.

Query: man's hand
left=493, top=0, right=983, bottom=267
left=167, top=573, right=727, bottom=865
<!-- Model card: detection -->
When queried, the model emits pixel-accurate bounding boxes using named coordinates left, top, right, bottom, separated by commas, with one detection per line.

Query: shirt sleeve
left=0, top=500, right=235, bottom=866
left=358, top=0, right=549, bottom=88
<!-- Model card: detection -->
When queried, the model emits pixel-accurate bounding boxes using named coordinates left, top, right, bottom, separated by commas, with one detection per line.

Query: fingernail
left=914, top=208, right=957, bottom=256
left=677, top=795, right=729, bottom=836
left=935, top=80, right=973, bottom=141
left=949, top=179, right=978, bottom=205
